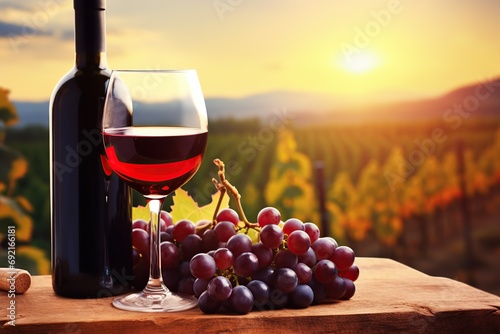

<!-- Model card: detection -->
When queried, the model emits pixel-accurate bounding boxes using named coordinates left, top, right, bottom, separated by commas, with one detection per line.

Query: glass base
left=112, top=290, right=198, bottom=312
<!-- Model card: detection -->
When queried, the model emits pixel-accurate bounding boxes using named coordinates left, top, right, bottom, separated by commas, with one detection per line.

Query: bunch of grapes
left=131, top=159, right=359, bottom=314
left=131, top=206, right=359, bottom=314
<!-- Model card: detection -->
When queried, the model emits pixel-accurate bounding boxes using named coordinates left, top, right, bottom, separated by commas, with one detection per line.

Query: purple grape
left=180, top=260, right=193, bottom=278
left=251, top=242, right=273, bottom=269
left=246, top=280, right=270, bottom=304
left=311, top=237, right=336, bottom=260
left=226, top=233, right=252, bottom=258
left=193, top=278, right=211, bottom=297
left=213, top=248, right=234, bottom=270
left=298, top=247, right=317, bottom=267
left=325, top=275, right=346, bottom=300
left=252, top=267, right=275, bottom=286
left=207, top=276, right=233, bottom=302
left=160, top=241, right=180, bottom=270
left=213, top=220, right=236, bottom=243
left=293, top=262, right=312, bottom=284
left=189, top=253, right=216, bottom=279
left=198, top=290, right=222, bottom=314
left=290, top=284, right=314, bottom=308
left=331, top=245, right=355, bottom=270
left=260, top=224, right=284, bottom=249
left=282, top=218, right=304, bottom=236
left=270, top=289, right=288, bottom=309
left=273, top=268, right=298, bottom=294
left=257, top=207, right=281, bottom=227
left=304, top=222, right=320, bottom=243
left=340, top=278, right=356, bottom=300
left=201, top=229, right=219, bottom=253
left=160, top=231, right=173, bottom=243
left=233, top=252, right=259, bottom=277
left=216, top=208, right=240, bottom=226
left=287, top=230, right=311, bottom=255
left=229, top=285, right=254, bottom=314
left=162, top=268, right=180, bottom=292
left=181, top=234, right=202, bottom=261
left=274, top=249, right=298, bottom=268
left=177, top=277, right=195, bottom=295
left=173, top=219, right=196, bottom=242
left=339, top=263, right=360, bottom=282
left=308, top=277, right=326, bottom=305
left=314, top=259, right=338, bottom=284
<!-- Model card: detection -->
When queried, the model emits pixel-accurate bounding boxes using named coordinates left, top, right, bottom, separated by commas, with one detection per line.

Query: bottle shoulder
left=50, top=67, right=111, bottom=107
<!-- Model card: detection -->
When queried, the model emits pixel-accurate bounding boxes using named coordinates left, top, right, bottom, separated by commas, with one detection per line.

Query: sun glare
left=339, top=52, right=380, bottom=74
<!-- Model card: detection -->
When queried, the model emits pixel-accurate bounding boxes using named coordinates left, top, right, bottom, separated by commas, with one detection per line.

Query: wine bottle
left=50, top=0, right=133, bottom=298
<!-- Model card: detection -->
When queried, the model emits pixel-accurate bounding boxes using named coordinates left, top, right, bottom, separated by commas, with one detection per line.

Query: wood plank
left=1, top=258, right=499, bottom=334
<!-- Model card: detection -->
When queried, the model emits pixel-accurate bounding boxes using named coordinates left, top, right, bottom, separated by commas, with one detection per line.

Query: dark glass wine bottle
left=50, top=0, right=133, bottom=298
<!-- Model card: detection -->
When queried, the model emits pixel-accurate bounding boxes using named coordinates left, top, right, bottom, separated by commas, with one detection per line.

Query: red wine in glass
left=103, top=127, right=208, bottom=196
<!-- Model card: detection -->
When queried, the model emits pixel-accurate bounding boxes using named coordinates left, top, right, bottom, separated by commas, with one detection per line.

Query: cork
left=0, top=268, right=32, bottom=294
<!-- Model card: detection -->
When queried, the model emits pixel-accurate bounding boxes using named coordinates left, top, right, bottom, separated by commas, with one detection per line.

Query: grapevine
left=131, top=159, right=359, bottom=314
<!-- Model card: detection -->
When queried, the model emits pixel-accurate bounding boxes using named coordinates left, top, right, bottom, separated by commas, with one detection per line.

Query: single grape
left=251, top=242, right=273, bottom=269
left=308, top=277, right=326, bottom=305
left=233, top=252, right=259, bottom=277
left=201, top=229, right=219, bottom=253
left=282, top=218, right=304, bottom=236
left=132, top=219, right=149, bottom=231
left=340, top=278, right=356, bottom=300
left=160, top=210, right=173, bottom=228
left=213, top=248, right=234, bottom=270
left=213, top=221, right=236, bottom=243
left=178, top=277, right=195, bottom=295
left=252, top=267, right=275, bottom=286
left=160, top=231, right=173, bottom=243
left=226, top=233, right=252, bottom=258
left=207, top=276, right=233, bottom=302
left=198, top=290, right=222, bottom=314
left=216, top=208, right=240, bottom=226
left=132, top=228, right=149, bottom=258
left=339, top=263, right=360, bottom=282
left=304, top=222, right=320, bottom=243
left=287, top=230, right=311, bottom=255
left=311, top=237, right=336, bottom=260
left=331, top=245, right=355, bottom=270
left=314, top=259, right=338, bottom=284
left=289, top=284, right=314, bottom=308
left=193, top=278, right=211, bottom=297
left=162, top=268, right=180, bottom=292
left=189, top=253, right=216, bottom=279
left=274, top=249, right=298, bottom=269
left=132, top=247, right=141, bottom=267
left=325, top=275, right=346, bottom=300
left=246, top=280, right=270, bottom=305
left=179, top=260, right=193, bottom=278
left=181, top=234, right=203, bottom=261
left=298, top=247, right=317, bottom=267
left=293, top=262, right=312, bottom=284
left=160, top=241, right=180, bottom=270
left=259, top=224, right=284, bottom=249
left=272, top=268, right=298, bottom=294
left=257, top=207, right=281, bottom=227
left=173, top=219, right=196, bottom=242
left=229, top=285, right=254, bottom=314
left=131, top=255, right=149, bottom=291
left=325, top=236, right=339, bottom=248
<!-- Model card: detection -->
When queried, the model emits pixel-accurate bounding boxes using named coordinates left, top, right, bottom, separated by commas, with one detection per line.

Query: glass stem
left=145, top=197, right=167, bottom=294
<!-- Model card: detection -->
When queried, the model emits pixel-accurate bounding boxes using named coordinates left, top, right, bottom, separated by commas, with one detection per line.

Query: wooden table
left=1, top=258, right=499, bottom=333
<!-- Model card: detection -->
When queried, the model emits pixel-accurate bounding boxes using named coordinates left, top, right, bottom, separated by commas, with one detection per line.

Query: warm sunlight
left=339, top=51, right=380, bottom=74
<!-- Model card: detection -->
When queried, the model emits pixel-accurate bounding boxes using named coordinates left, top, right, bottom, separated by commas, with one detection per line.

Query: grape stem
left=212, top=159, right=258, bottom=229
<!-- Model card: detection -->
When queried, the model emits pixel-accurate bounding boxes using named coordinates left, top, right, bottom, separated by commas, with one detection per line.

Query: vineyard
left=3, top=116, right=500, bottom=294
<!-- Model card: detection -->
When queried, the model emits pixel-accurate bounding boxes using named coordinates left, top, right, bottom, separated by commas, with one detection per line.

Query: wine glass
left=102, top=70, right=208, bottom=312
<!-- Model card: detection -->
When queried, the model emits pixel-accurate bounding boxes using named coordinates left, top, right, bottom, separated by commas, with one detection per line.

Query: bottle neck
left=74, top=1, right=107, bottom=70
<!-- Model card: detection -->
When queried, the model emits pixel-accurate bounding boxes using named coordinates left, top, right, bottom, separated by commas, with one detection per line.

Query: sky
left=1, top=0, right=500, bottom=106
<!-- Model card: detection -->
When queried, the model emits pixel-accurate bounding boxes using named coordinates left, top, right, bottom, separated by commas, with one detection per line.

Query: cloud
left=0, top=3, right=30, bottom=11
left=0, top=21, right=26, bottom=37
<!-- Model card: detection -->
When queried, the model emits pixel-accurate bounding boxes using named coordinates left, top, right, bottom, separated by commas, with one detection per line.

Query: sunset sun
left=340, top=51, right=380, bottom=74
